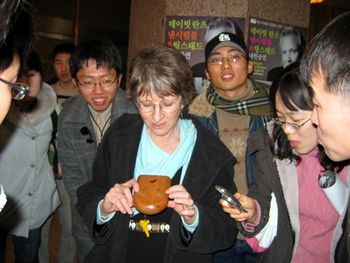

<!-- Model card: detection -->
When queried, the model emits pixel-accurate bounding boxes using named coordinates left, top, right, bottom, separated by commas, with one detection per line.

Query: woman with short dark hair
left=221, top=64, right=349, bottom=262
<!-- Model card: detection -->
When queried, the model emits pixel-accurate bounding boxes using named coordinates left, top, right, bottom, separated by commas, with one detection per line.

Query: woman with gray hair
left=77, top=44, right=237, bottom=263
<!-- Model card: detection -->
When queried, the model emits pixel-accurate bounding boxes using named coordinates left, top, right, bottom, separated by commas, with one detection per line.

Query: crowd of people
left=0, top=1, right=350, bottom=263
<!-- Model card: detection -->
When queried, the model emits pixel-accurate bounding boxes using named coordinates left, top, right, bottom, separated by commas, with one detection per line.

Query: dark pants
left=69, top=196, right=94, bottom=263
left=0, top=227, right=42, bottom=263
left=213, top=239, right=256, bottom=263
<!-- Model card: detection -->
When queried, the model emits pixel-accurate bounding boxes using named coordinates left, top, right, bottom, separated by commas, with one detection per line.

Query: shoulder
left=115, top=88, right=128, bottom=100
left=58, top=95, right=87, bottom=122
left=109, top=113, right=142, bottom=133
left=267, top=67, right=283, bottom=82
left=59, top=94, right=82, bottom=111
left=38, top=83, right=57, bottom=112
left=247, top=128, right=271, bottom=155
left=115, top=88, right=134, bottom=107
left=250, top=79, right=270, bottom=94
left=102, top=114, right=142, bottom=147
left=112, top=88, right=137, bottom=115
left=188, top=91, right=215, bottom=118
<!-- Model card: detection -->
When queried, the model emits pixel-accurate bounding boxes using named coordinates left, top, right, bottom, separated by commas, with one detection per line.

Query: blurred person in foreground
left=76, top=44, right=237, bottom=262
left=0, top=50, right=60, bottom=263
left=300, top=10, right=350, bottom=261
left=0, top=1, right=35, bottom=124
left=0, top=0, right=35, bottom=234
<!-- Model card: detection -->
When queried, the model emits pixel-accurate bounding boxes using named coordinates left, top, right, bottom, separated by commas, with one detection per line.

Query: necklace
left=88, top=109, right=111, bottom=140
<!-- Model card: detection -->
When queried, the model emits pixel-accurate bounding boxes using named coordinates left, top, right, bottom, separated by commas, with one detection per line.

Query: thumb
left=234, top=192, right=242, bottom=200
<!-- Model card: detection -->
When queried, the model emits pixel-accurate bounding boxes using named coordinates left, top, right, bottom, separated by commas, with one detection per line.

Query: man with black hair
left=189, top=31, right=273, bottom=263
left=300, top=11, right=350, bottom=261
left=39, top=44, right=76, bottom=263
left=58, top=40, right=136, bottom=262
left=50, top=43, right=78, bottom=107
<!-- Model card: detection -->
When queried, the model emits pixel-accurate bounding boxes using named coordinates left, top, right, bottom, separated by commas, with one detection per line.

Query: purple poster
left=165, top=16, right=246, bottom=93
left=248, top=17, right=307, bottom=82
left=165, top=16, right=246, bottom=68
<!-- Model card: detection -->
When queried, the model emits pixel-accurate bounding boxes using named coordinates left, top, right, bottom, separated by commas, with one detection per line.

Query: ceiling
left=318, top=0, right=350, bottom=9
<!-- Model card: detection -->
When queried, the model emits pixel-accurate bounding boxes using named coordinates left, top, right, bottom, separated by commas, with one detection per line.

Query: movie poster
left=248, top=17, right=307, bottom=82
left=165, top=16, right=245, bottom=92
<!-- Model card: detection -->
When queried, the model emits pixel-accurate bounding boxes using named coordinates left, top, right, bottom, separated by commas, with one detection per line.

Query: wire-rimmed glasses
left=272, top=118, right=311, bottom=131
left=0, top=77, right=30, bottom=100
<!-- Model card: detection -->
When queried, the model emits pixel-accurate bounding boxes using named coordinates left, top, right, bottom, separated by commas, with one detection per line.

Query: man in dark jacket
left=58, top=40, right=136, bottom=262
left=189, top=29, right=273, bottom=262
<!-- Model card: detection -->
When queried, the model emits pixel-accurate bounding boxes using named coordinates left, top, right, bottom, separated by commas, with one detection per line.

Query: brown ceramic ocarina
left=133, top=175, right=171, bottom=215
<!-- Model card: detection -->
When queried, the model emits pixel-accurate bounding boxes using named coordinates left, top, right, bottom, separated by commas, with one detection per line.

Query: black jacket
left=77, top=114, right=238, bottom=263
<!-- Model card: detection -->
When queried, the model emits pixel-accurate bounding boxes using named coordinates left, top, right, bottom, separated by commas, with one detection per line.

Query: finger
left=120, top=187, right=133, bottom=206
left=219, top=198, right=229, bottom=207
left=166, top=184, right=185, bottom=195
left=231, top=214, right=250, bottom=222
left=106, top=189, right=133, bottom=214
left=167, top=200, right=176, bottom=209
left=180, top=207, right=196, bottom=217
left=123, top=179, right=139, bottom=192
left=234, top=192, right=242, bottom=200
left=167, top=188, right=191, bottom=200
left=111, top=182, right=135, bottom=207
left=222, top=203, right=243, bottom=216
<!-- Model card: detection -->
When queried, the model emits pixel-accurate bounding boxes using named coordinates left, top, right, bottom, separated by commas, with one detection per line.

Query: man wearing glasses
left=189, top=31, right=273, bottom=262
left=57, top=40, right=136, bottom=262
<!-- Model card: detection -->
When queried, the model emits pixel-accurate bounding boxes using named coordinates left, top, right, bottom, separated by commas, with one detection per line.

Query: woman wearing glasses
left=0, top=50, right=60, bottom=262
left=219, top=63, right=349, bottom=262
left=77, top=44, right=237, bottom=263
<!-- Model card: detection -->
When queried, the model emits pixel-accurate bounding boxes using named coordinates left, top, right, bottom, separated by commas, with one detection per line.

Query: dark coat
left=57, top=89, right=136, bottom=260
left=241, top=129, right=349, bottom=263
left=77, top=114, right=238, bottom=263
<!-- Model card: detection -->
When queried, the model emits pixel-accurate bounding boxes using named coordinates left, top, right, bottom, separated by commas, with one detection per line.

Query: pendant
left=139, top=219, right=150, bottom=238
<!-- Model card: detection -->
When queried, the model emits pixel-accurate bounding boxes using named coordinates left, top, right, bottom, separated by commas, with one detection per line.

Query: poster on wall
left=248, top=17, right=307, bottom=82
left=165, top=16, right=245, bottom=93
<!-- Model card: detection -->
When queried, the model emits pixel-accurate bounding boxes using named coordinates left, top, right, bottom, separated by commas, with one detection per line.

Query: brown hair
left=128, top=44, right=195, bottom=106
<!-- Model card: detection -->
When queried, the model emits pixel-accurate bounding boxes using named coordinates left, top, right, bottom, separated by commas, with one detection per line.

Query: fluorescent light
left=310, top=0, right=324, bottom=3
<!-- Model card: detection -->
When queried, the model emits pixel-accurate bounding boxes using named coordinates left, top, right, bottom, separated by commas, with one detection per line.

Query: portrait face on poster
left=247, top=17, right=307, bottom=82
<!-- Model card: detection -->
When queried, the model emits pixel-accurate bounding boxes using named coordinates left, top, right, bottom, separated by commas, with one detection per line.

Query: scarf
left=134, top=119, right=196, bottom=183
left=132, top=119, right=197, bottom=215
left=206, top=80, right=273, bottom=117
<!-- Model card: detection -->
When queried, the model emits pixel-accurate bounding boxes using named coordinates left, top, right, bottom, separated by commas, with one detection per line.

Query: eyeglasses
left=136, top=99, right=182, bottom=113
left=77, top=76, right=118, bottom=89
left=272, top=118, right=311, bottom=131
left=0, top=77, right=30, bottom=100
left=207, top=53, right=246, bottom=65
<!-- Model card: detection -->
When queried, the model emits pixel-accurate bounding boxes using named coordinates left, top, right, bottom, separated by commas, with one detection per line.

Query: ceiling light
left=310, top=0, right=324, bottom=3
